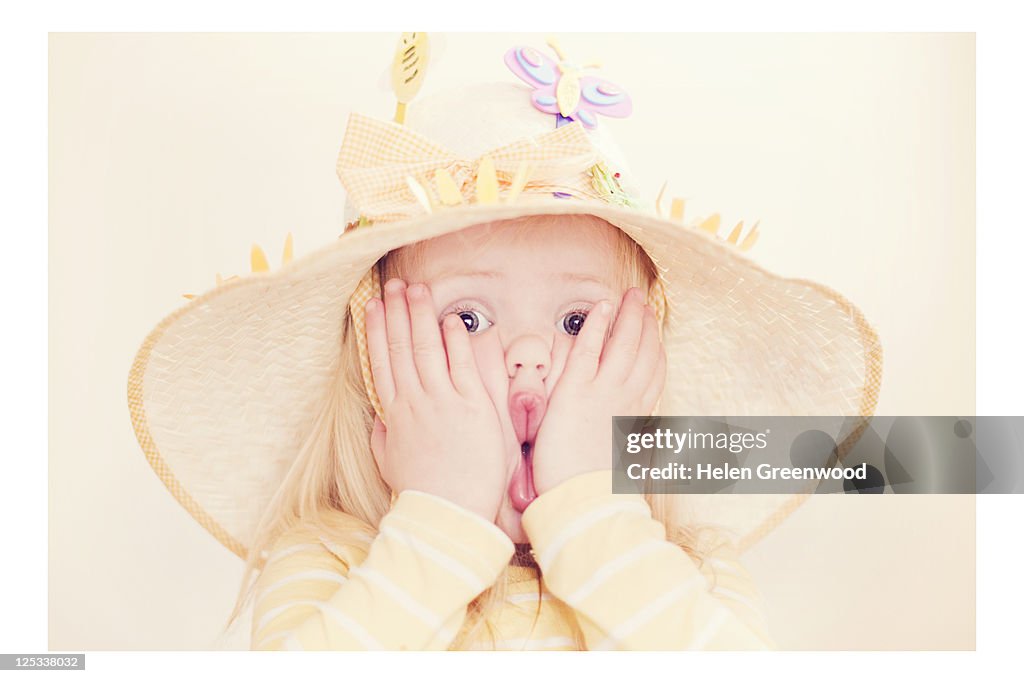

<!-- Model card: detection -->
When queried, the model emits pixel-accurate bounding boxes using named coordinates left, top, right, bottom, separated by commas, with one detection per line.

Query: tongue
left=509, top=443, right=537, bottom=513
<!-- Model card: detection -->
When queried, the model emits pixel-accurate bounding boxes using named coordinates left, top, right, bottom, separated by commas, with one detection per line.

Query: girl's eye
left=561, top=310, right=589, bottom=336
left=450, top=308, right=493, bottom=334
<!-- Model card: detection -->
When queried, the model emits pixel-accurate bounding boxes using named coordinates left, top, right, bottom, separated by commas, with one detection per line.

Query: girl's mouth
left=509, top=440, right=537, bottom=513
left=508, top=391, right=545, bottom=513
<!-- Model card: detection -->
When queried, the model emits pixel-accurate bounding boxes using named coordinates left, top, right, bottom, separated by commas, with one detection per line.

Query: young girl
left=128, top=37, right=881, bottom=651
left=235, top=213, right=775, bottom=650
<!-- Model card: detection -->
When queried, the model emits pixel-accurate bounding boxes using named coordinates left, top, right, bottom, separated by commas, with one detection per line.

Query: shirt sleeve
left=251, top=490, right=514, bottom=650
left=520, top=469, right=777, bottom=650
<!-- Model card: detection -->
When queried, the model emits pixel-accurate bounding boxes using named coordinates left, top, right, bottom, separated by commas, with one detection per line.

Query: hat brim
left=127, top=197, right=882, bottom=559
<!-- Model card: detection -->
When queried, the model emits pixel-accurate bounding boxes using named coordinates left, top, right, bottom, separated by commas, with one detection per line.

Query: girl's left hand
left=530, top=287, right=667, bottom=496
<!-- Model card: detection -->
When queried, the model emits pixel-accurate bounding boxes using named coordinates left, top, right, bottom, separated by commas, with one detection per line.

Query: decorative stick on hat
left=390, top=32, right=430, bottom=124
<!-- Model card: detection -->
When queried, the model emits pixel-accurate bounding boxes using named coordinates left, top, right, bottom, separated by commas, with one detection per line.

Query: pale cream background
left=49, top=33, right=975, bottom=650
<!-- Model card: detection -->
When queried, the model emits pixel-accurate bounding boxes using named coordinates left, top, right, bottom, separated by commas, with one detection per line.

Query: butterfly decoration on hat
left=505, top=37, right=632, bottom=130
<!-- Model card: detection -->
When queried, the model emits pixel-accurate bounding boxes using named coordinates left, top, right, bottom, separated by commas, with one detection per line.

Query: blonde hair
left=222, top=213, right=725, bottom=650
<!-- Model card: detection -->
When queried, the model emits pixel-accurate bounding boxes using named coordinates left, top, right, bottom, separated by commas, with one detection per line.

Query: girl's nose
left=504, top=334, right=550, bottom=379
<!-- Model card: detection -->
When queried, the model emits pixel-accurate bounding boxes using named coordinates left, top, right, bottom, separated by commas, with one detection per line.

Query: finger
left=383, top=278, right=422, bottom=396
left=639, top=345, right=667, bottom=415
left=406, top=283, right=453, bottom=394
left=598, top=287, right=646, bottom=384
left=370, top=415, right=387, bottom=470
left=624, top=305, right=661, bottom=392
left=472, top=330, right=512, bottom=415
left=545, top=333, right=573, bottom=390
left=563, top=299, right=613, bottom=383
left=442, top=313, right=486, bottom=398
left=364, top=297, right=396, bottom=413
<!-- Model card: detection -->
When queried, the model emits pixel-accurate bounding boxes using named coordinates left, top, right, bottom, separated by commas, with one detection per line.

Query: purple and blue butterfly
left=504, top=40, right=633, bottom=130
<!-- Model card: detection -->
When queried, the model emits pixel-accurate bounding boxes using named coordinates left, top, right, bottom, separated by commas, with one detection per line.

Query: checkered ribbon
left=336, top=112, right=602, bottom=221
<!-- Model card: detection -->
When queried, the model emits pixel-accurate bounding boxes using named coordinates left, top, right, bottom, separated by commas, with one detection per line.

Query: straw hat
left=127, top=37, right=882, bottom=562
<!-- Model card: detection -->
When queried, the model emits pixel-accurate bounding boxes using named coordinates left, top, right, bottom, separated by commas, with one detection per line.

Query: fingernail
left=408, top=283, right=426, bottom=298
left=365, top=298, right=380, bottom=313
left=599, top=300, right=612, bottom=315
left=384, top=279, right=405, bottom=294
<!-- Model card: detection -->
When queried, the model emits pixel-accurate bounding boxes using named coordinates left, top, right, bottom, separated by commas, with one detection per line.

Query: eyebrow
left=429, top=270, right=613, bottom=287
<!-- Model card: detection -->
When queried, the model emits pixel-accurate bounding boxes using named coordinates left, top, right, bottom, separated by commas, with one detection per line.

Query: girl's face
left=396, top=216, right=631, bottom=542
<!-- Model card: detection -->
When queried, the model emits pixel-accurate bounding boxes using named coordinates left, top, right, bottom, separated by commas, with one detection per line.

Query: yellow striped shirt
left=251, top=470, right=775, bottom=650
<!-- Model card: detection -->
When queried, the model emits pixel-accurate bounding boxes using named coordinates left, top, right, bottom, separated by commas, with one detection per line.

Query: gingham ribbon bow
left=336, top=112, right=602, bottom=221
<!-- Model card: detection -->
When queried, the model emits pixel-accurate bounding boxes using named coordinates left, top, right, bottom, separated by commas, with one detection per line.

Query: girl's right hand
left=364, top=278, right=508, bottom=523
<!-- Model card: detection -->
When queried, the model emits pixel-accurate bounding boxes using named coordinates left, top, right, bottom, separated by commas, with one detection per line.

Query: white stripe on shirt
left=256, top=569, right=348, bottom=603
left=507, top=591, right=553, bottom=605
left=317, top=532, right=375, bottom=555
left=253, top=602, right=385, bottom=651
left=593, top=573, right=705, bottom=650
left=400, top=490, right=512, bottom=547
left=538, top=500, right=651, bottom=568
left=377, top=523, right=487, bottom=593
left=255, top=602, right=305, bottom=635
left=564, top=539, right=669, bottom=604
left=265, top=543, right=323, bottom=566
left=348, top=565, right=444, bottom=629
left=686, top=606, right=730, bottom=650
left=253, top=630, right=291, bottom=650
left=385, top=510, right=504, bottom=573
